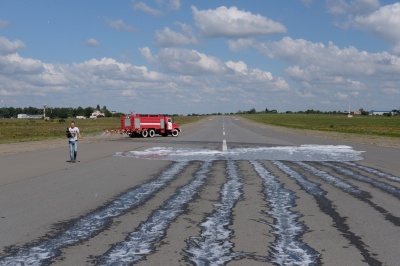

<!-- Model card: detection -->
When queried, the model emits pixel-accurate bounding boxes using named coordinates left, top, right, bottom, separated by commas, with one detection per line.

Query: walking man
left=67, top=121, right=82, bottom=163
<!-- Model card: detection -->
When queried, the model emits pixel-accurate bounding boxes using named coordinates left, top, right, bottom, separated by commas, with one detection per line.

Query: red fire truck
left=121, top=114, right=181, bottom=138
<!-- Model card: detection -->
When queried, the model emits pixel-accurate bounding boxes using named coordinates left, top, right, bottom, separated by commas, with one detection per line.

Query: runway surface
left=0, top=116, right=399, bottom=265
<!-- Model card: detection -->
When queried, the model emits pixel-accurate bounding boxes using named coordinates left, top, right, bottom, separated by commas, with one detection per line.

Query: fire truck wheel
left=172, top=129, right=179, bottom=137
left=149, top=129, right=155, bottom=138
left=142, top=130, right=148, bottom=138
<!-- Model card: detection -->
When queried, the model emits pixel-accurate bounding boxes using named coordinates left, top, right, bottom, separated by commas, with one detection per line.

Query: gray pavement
left=0, top=116, right=399, bottom=265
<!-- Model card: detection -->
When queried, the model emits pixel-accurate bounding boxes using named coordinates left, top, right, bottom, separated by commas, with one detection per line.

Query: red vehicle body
left=121, top=114, right=181, bottom=138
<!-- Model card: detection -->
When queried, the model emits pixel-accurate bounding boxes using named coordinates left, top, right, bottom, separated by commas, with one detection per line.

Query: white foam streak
left=321, top=162, right=400, bottom=199
left=342, top=162, right=400, bottom=183
left=295, top=162, right=366, bottom=197
left=116, top=145, right=364, bottom=162
left=251, top=161, right=320, bottom=265
left=98, top=162, right=212, bottom=265
left=0, top=162, right=187, bottom=265
left=184, top=161, right=244, bottom=265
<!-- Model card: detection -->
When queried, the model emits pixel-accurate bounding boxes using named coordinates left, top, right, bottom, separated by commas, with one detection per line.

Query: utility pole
left=347, top=101, right=353, bottom=118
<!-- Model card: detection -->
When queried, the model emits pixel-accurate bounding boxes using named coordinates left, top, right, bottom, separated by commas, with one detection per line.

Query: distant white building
left=369, top=110, right=393, bottom=116
left=91, top=110, right=105, bottom=117
left=17, top=114, right=43, bottom=119
left=90, top=110, right=105, bottom=119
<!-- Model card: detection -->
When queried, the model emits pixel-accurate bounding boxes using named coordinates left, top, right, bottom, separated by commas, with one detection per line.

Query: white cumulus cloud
left=351, top=3, right=400, bottom=54
left=0, top=37, right=25, bottom=55
left=106, top=18, right=138, bottom=32
left=168, top=0, right=180, bottom=10
left=327, top=0, right=380, bottom=16
left=192, top=6, right=287, bottom=38
left=154, top=23, right=197, bottom=47
left=258, top=36, right=400, bottom=102
left=228, top=38, right=255, bottom=52
left=86, top=38, right=99, bottom=47
left=133, top=2, right=163, bottom=17
left=157, top=48, right=227, bottom=75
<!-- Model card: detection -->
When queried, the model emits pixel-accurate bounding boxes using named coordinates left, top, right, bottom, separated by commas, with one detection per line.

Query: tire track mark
left=295, top=162, right=400, bottom=226
left=342, top=162, right=400, bottom=183
left=274, top=161, right=382, bottom=266
left=183, top=160, right=246, bottom=265
left=0, top=162, right=187, bottom=266
left=252, top=161, right=321, bottom=265
left=96, top=161, right=212, bottom=265
left=320, top=162, right=400, bottom=200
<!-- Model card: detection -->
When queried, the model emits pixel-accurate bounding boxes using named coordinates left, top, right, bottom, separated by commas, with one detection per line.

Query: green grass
left=3, top=114, right=397, bottom=144
left=239, top=113, right=400, bottom=138
left=0, top=116, right=204, bottom=144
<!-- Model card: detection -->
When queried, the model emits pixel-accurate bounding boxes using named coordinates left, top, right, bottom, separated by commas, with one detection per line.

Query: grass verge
left=238, top=113, right=400, bottom=138
left=0, top=116, right=204, bottom=144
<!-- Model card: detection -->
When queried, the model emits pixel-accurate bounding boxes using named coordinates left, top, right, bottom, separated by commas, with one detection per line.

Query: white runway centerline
left=222, top=140, right=228, bottom=152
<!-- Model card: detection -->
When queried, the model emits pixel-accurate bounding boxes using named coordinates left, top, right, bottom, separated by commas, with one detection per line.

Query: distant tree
left=58, top=109, right=68, bottom=119
left=265, top=108, right=269, bottom=113
left=0, top=107, right=10, bottom=118
left=96, top=104, right=100, bottom=110
left=248, top=108, right=257, bottom=114
left=48, top=109, right=57, bottom=119
left=113, top=112, right=125, bottom=118
left=8, top=107, right=16, bottom=117
left=84, top=107, right=94, bottom=117
left=104, top=109, right=112, bottom=117
left=76, top=106, right=85, bottom=116
left=26, top=106, right=37, bottom=115
left=15, top=107, right=23, bottom=115
left=71, top=108, right=77, bottom=118
left=385, top=112, right=393, bottom=117
left=359, top=108, right=369, bottom=116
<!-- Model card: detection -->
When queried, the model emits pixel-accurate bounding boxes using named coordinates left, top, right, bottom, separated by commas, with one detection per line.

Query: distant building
left=342, top=111, right=361, bottom=115
left=90, top=110, right=105, bottom=118
left=76, top=116, right=86, bottom=119
left=369, top=110, right=393, bottom=116
left=17, top=114, right=43, bottom=119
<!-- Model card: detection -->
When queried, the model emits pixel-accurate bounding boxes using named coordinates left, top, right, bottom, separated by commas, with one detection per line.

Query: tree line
left=237, top=108, right=400, bottom=116
left=0, top=105, right=124, bottom=119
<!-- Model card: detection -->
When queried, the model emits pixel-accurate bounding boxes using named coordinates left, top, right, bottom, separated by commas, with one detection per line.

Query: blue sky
left=1, top=0, right=399, bottom=114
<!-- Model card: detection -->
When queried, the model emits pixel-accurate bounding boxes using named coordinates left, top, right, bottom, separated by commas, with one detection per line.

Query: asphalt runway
left=0, top=116, right=399, bottom=265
